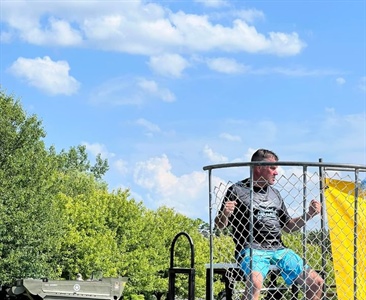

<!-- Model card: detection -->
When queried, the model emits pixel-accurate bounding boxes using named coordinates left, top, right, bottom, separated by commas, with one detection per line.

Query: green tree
left=53, top=171, right=120, bottom=280
left=103, top=189, right=150, bottom=296
left=0, top=90, right=65, bottom=282
left=56, top=145, right=109, bottom=180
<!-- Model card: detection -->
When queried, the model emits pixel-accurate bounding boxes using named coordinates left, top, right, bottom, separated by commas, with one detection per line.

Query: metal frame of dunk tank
left=203, top=160, right=366, bottom=300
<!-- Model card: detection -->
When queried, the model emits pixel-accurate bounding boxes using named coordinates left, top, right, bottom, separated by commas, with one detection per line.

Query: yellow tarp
left=325, top=178, right=366, bottom=300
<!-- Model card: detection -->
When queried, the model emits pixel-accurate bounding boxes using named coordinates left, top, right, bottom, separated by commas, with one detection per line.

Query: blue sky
left=1, top=0, right=365, bottom=221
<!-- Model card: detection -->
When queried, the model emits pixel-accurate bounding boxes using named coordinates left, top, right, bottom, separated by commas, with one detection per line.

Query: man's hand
left=308, top=199, right=321, bottom=218
left=215, top=200, right=237, bottom=229
left=223, top=200, right=237, bottom=217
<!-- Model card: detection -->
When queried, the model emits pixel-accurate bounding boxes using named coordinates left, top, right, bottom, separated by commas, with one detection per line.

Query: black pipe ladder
left=168, top=232, right=195, bottom=300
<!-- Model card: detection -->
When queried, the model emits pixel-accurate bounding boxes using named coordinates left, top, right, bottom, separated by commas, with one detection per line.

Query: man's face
left=254, top=157, right=278, bottom=186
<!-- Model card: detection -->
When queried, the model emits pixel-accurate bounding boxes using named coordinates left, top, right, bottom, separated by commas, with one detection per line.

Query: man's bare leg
left=242, top=271, right=263, bottom=300
left=295, top=269, right=324, bottom=300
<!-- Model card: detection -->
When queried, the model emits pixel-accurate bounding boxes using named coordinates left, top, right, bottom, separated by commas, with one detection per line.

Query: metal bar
left=208, top=169, right=214, bottom=300
left=353, top=170, right=360, bottom=300
left=318, top=158, right=327, bottom=297
left=203, top=161, right=366, bottom=172
left=302, top=165, right=308, bottom=297
left=249, top=165, right=255, bottom=299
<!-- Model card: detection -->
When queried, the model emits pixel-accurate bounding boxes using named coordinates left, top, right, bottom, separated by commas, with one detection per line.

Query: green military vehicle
left=2, top=276, right=128, bottom=300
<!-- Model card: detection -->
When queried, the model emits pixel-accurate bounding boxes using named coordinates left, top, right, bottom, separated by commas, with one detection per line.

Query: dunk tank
left=203, top=160, right=366, bottom=300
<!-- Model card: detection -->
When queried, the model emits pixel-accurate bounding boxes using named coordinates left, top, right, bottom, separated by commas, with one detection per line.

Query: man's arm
left=215, top=212, right=229, bottom=229
left=283, top=199, right=321, bottom=233
left=215, top=200, right=237, bottom=229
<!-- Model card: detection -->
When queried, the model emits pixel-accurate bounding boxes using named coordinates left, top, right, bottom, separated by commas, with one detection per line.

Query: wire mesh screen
left=204, top=161, right=366, bottom=300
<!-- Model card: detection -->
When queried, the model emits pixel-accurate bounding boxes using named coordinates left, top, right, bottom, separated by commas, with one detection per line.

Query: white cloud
left=336, top=77, right=346, bottom=85
left=0, top=31, right=12, bottom=43
left=358, top=76, right=366, bottom=92
left=83, top=142, right=115, bottom=160
left=203, top=145, right=228, bottom=163
left=148, top=53, right=189, bottom=77
left=208, top=8, right=265, bottom=24
left=134, top=155, right=177, bottom=191
left=23, top=17, right=82, bottom=46
left=267, top=31, right=306, bottom=56
left=1, top=1, right=306, bottom=56
left=194, top=0, right=229, bottom=8
left=233, top=9, right=265, bottom=23
left=136, top=118, right=161, bottom=136
left=206, top=57, right=248, bottom=74
left=114, top=159, right=129, bottom=176
left=133, top=154, right=209, bottom=219
left=0, top=2, right=83, bottom=46
left=90, top=76, right=176, bottom=106
left=219, top=133, right=241, bottom=142
left=137, top=78, right=176, bottom=102
left=170, top=13, right=305, bottom=55
left=251, top=67, right=340, bottom=77
left=8, top=56, right=80, bottom=95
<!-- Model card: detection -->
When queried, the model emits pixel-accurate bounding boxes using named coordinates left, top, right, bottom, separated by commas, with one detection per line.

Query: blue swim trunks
left=238, top=248, right=309, bottom=285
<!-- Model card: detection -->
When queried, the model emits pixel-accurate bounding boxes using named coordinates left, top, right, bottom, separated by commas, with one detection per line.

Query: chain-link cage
left=204, top=161, right=366, bottom=300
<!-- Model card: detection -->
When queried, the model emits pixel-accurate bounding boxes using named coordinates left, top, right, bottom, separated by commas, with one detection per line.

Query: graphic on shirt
left=256, top=205, right=278, bottom=221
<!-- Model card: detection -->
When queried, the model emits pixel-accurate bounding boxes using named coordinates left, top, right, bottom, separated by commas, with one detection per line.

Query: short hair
left=251, top=149, right=279, bottom=162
